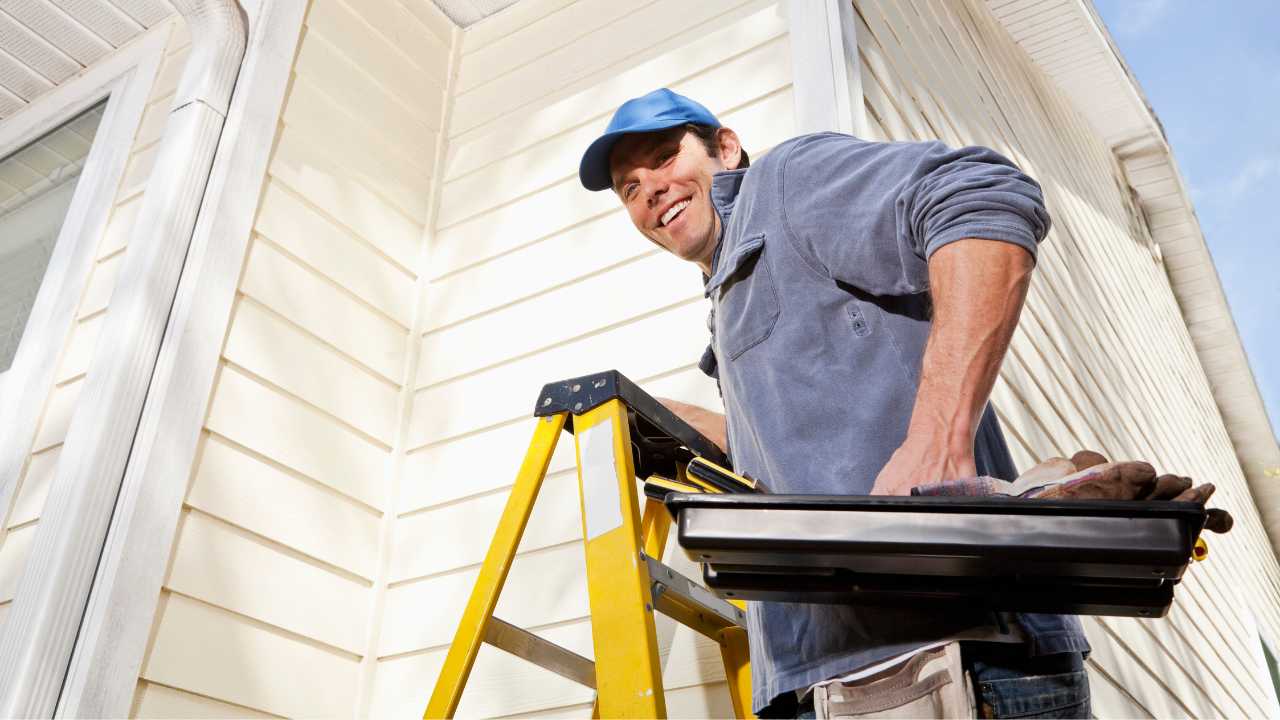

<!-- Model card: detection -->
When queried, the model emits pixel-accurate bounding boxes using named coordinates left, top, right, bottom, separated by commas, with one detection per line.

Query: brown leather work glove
left=1018, top=450, right=1233, bottom=534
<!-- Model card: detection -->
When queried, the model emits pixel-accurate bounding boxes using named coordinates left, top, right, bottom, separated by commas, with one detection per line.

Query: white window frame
left=0, top=27, right=169, bottom=545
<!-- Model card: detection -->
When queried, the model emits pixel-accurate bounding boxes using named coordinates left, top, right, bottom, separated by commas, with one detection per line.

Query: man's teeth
left=661, top=199, right=691, bottom=226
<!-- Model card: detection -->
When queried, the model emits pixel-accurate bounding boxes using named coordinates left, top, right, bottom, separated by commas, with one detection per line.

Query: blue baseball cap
left=579, top=88, right=720, bottom=192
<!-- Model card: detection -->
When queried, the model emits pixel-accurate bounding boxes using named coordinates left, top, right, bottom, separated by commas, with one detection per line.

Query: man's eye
left=624, top=184, right=637, bottom=199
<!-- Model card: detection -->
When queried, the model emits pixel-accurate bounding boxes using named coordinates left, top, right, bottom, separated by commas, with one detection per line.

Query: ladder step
left=484, top=617, right=596, bottom=689
left=644, top=555, right=747, bottom=639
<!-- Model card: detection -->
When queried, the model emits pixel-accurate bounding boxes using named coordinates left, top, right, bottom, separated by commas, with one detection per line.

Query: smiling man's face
left=609, top=126, right=742, bottom=274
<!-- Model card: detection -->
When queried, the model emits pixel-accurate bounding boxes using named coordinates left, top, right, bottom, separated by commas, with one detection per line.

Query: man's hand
left=872, top=434, right=976, bottom=496
left=655, top=397, right=728, bottom=454
left=872, top=238, right=1034, bottom=495
left=1026, top=451, right=1234, bottom=534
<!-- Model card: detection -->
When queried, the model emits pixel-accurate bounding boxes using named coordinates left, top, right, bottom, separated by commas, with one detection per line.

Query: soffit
left=0, top=0, right=175, bottom=120
left=985, top=0, right=1162, bottom=152
left=430, top=0, right=520, bottom=27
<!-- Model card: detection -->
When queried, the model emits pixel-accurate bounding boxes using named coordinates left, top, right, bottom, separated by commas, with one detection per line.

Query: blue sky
left=1092, top=0, right=1280, bottom=439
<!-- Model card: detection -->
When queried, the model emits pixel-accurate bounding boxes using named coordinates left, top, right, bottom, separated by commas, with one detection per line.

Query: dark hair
left=685, top=123, right=750, bottom=169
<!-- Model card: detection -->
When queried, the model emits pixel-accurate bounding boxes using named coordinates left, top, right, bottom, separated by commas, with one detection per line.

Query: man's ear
left=716, top=127, right=744, bottom=170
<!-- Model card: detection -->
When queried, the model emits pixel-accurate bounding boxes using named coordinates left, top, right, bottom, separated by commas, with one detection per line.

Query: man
left=577, top=88, right=1091, bottom=718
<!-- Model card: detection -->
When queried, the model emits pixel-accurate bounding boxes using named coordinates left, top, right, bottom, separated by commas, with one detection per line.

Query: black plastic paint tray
left=665, top=493, right=1207, bottom=617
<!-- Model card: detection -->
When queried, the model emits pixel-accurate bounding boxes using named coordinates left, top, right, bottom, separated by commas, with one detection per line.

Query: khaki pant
left=813, top=642, right=974, bottom=719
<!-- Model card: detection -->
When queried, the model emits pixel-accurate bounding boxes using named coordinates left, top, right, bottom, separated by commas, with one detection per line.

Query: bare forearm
left=657, top=397, right=728, bottom=453
left=911, top=239, right=1033, bottom=455
left=872, top=238, right=1033, bottom=494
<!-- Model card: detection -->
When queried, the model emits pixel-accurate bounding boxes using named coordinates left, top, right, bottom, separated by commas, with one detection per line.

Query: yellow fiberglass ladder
left=424, top=370, right=758, bottom=719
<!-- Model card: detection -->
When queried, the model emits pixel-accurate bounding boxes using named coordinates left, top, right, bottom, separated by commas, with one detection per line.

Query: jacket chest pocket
left=708, top=233, right=780, bottom=361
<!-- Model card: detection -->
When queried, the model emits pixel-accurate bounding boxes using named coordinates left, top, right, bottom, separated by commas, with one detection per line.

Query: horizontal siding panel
left=32, top=376, right=82, bottom=451
left=0, top=522, right=36, bottom=602
left=165, top=510, right=369, bottom=654
left=121, top=141, right=161, bottom=192
left=419, top=213, right=647, bottom=331
left=408, top=299, right=708, bottom=448
left=278, top=87, right=433, bottom=222
left=444, top=0, right=787, bottom=180
left=305, top=0, right=445, bottom=118
left=456, top=0, right=654, bottom=93
left=449, top=0, right=753, bottom=135
left=142, top=592, right=361, bottom=719
left=417, top=252, right=699, bottom=387
left=293, top=30, right=435, bottom=151
left=1080, top=617, right=1180, bottom=718
left=133, top=681, right=277, bottom=719
left=254, top=181, right=415, bottom=327
left=204, top=366, right=387, bottom=510
left=379, top=541, right=589, bottom=657
left=135, top=93, right=174, bottom=149
left=269, top=130, right=423, bottom=271
left=223, top=298, right=399, bottom=444
left=239, top=239, right=407, bottom=382
left=100, top=192, right=141, bottom=259
left=8, top=447, right=58, bottom=528
left=431, top=175, right=611, bottom=271
left=400, top=417, right=578, bottom=514
left=333, top=0, right=450, bottom=78
left=281, top=74, right=436, bottom=175
left=1086, top=666, right=1156, bottom=720
left=78, top=252, right=122, bottom=318
left=438, top=36, right=791, bottom=226
left=151, top=45, right=189, bottom=100
left=392, top=468, right=580, bottom=583
left=56, top=314, right=103, bottom=384
left=188, top=434, right=381, bottom=580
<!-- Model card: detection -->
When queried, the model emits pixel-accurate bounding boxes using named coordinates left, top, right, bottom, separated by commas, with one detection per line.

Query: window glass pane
left=0, top=101, right=107, bottom=372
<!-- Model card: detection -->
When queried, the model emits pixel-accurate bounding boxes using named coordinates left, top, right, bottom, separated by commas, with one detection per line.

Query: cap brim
left=578, top=118, right=691, bottom=192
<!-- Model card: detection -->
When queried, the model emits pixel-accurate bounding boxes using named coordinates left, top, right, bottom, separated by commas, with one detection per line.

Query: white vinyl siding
left=851, top=0, right=1280, bottom=716
left=0, top=19, right=188, bottom=631
left=129, top=0, right=454, bottom=715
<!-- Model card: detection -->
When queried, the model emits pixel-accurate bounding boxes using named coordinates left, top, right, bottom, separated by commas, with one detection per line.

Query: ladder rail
left=424, top=414, right=566, bottom=719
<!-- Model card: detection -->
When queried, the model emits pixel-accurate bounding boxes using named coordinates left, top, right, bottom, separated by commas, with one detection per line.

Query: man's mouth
left=660, top=198, right=691, bottom=227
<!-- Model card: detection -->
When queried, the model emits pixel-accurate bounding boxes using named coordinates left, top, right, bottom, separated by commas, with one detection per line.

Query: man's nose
left=643, top=174, right=668, bottom=208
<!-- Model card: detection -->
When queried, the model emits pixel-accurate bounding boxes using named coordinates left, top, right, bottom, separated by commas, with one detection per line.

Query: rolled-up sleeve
left=779, top=134, right=1050, bottom=297
left=899, top=141, right=1051, bottom=261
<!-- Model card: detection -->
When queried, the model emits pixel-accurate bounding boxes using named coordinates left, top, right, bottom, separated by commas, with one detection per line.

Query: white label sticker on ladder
left=579, top=417, right=624, bottom=541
